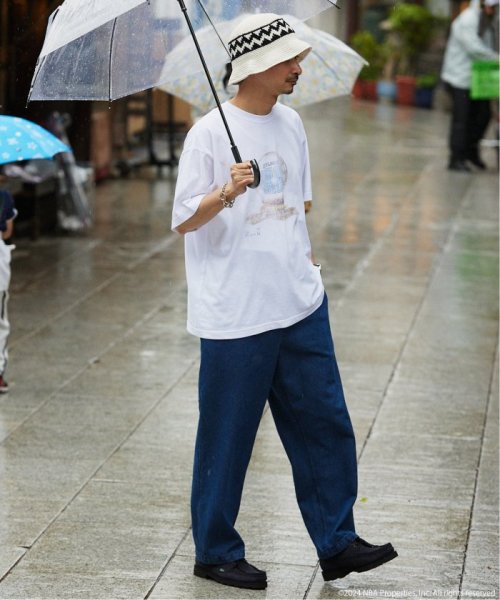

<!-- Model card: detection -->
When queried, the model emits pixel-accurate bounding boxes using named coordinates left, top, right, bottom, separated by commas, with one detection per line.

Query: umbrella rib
left=108, top=18, right=118, bottom=101
left=195, top=0, right=231, bottom=59
left=28, top=7, right=62, bottom=104
left=27, top=56, right=45, bottom=104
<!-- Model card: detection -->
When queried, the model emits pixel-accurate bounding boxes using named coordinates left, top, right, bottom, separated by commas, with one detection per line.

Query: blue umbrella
left=0, top=115, right=70, bottom=165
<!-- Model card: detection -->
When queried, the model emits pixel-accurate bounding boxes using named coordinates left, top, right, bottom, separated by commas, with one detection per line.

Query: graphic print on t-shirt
left=246, top=151, right=297, bottom=225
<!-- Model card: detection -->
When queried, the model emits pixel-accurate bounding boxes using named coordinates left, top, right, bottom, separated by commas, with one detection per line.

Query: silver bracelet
left=219, top=183, right=235, bottom=208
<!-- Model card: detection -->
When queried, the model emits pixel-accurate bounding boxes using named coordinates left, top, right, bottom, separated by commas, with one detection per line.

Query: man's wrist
left=219, top=183, right=235, bottom=208
left=220, top=182, right=239, bottom=207
left=225, top=182, right=238, bottom=202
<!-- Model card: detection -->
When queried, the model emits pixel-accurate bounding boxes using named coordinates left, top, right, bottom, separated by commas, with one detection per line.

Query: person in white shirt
left=441, top=0, right=498, bottom=171
left=172, top=13, right=397, bottom=591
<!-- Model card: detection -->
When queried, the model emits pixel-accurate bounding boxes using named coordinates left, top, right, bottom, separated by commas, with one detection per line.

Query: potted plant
left=385, top=3, right=436, bottom=105
left=415, top=74, right=439, bottom=108
left=350, top=31, right=384, bottom=101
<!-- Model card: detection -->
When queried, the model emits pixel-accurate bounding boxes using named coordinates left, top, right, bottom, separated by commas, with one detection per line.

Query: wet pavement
left=0, top=97, right=498, bottom=600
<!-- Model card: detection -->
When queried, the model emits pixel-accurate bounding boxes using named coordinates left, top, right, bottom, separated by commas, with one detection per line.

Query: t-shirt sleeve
left=171, top=129, right=216, bottom=231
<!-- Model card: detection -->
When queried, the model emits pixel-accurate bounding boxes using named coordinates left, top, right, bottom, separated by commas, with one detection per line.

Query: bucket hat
left=227, top=13, right=312, bottom=85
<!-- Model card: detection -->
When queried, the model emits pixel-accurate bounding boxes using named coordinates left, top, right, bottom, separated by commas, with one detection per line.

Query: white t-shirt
left=172, top=101, right=324, bottom=339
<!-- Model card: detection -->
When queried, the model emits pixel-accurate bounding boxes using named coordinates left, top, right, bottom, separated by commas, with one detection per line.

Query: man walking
left=172, top=13, right=397, bottom=591
left=441, top=0, right=498, bottom=171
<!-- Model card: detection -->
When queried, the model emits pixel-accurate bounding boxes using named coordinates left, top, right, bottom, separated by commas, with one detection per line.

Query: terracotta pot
left=352, top=79, right=363, bottom=99
left=362, top=80, right=378, bottom=101
left=396, top=75, right=416, bottom=106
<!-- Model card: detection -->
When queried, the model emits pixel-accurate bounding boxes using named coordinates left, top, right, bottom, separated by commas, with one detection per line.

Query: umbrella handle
left=231, top=145, right=260, bottom=189
left=248, top=159, right=260, bottom=189
left=177, top=0, right=260, bottom=188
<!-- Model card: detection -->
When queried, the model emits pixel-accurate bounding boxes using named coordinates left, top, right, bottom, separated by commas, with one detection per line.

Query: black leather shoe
left=320, top=537, right=398, bottom=581
left=466, top=154, right=487, bottom=169
left=194, top=558, right=267, bottom=590
left=448, top=159, right=472, bottom=172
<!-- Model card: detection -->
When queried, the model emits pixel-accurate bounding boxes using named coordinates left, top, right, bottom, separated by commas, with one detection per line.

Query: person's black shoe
left=448, top=159, right=472, bottom=172
left=466, top=154, right=487, bottom=169
left=194, top=558, right=267, bottom=590
left=320, top=537, right=398, bottom=581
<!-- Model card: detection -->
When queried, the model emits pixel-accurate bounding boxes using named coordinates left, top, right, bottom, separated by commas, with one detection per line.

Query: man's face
left=254, top=56, right=303, bottom=97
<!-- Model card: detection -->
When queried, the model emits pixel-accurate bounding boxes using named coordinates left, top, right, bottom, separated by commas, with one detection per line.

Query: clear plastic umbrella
left=157, top=16, right=367, bottom=113
left=29, top=0, right=338, bottom=187
left=29, top=0, right=338, bottom=101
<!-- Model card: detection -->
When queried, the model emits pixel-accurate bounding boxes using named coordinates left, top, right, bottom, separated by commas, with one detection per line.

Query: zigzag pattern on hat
left=229, top=18, right=295, bottom=61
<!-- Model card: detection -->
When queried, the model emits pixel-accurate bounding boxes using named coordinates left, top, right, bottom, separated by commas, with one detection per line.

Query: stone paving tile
left=0, top=515, right=186, bottom=586
left=0, top=572, right=153, bottom=599
left=460, top=561, right=499, bottom=595
left=393, top=352, right=495, bottom=395
left=357, top=464, right=476, bottom=510
left=373, top=393, right=487, bottom=438
left=360, top=430, right=482, bottom=473
left=149, top=555, right=315, bottom=600
left=307, top=550, right=464, bottom=599
left=60, top=336, right=195, bottom=402
left=0, top=402, right=37, bottom=442
left=461, top=355, right=499, bottom=596
left=355, top=500, right=471, bottom=553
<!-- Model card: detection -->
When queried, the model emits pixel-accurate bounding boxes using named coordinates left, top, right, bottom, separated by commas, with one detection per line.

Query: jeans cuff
left=195, top=549, right=245, bottom=565
left=317, top=532, right=358, bottom=560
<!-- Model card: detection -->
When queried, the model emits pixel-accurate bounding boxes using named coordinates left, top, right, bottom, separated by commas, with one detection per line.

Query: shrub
left=350, top=31, right=384, bottom=80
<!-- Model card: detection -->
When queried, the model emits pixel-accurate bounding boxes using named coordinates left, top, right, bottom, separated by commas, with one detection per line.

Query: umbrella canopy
left=157, top=16, right=367, bottom=112
left=29, top=0, right=338, bottom=102
left=0, top=115, right=70, bottom=166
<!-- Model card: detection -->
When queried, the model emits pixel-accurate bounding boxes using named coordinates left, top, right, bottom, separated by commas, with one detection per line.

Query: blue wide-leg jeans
left=191, top=294, right=358, bottom=564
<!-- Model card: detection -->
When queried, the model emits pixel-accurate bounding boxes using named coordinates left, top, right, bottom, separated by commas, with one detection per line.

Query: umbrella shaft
left=176, top=0, right=241, bottom=163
